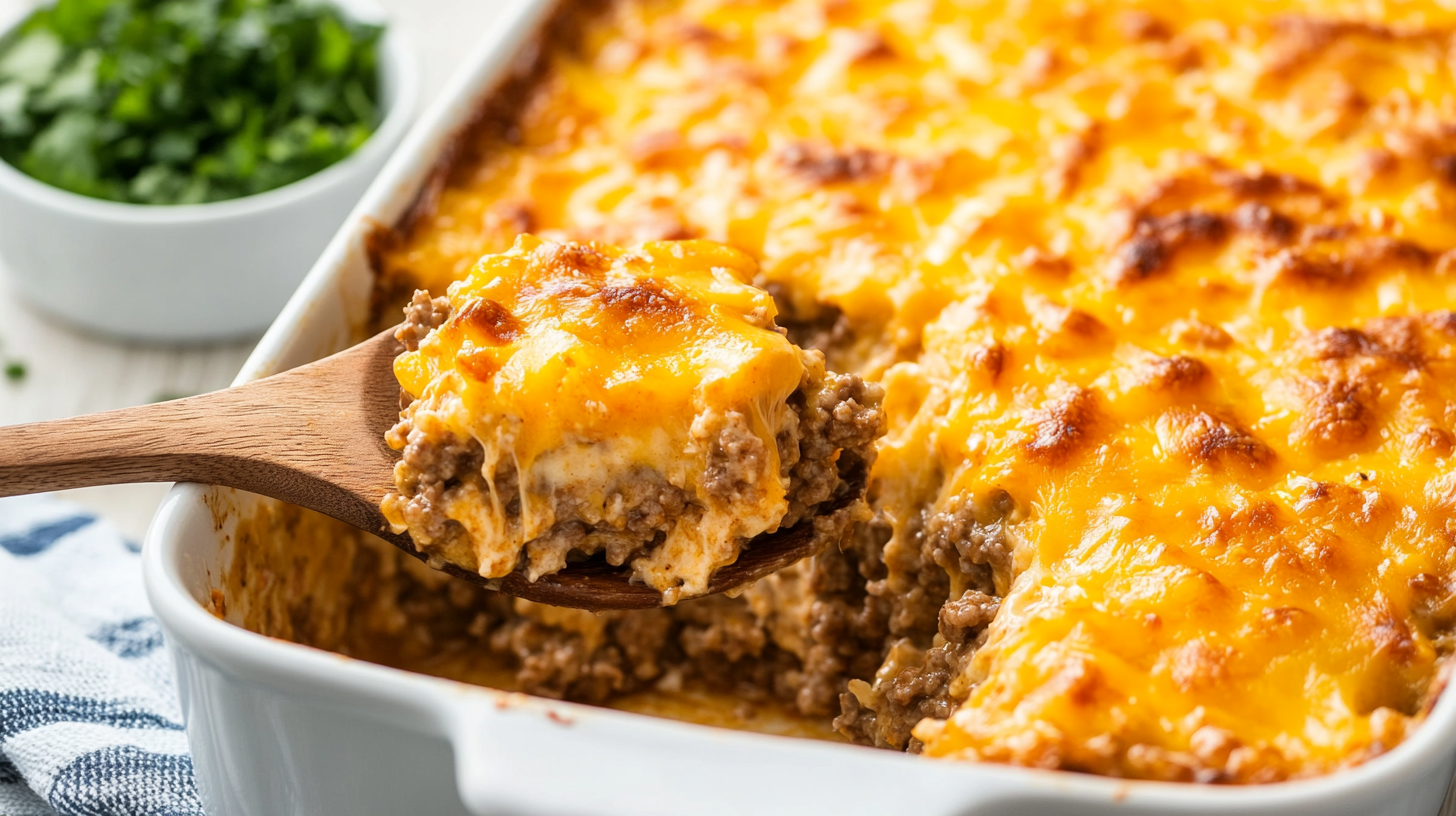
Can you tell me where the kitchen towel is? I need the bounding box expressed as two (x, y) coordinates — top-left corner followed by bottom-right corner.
(0, 495), (202, 816)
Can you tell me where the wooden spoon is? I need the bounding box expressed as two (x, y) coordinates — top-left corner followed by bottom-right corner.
(0, 329), (862, 610)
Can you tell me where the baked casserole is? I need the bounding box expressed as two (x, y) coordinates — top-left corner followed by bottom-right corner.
(228, 0), (1456, 785)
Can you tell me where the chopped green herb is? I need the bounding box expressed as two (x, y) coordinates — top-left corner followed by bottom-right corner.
(4, 360), (26, 382)
(0, 0), (383, 205)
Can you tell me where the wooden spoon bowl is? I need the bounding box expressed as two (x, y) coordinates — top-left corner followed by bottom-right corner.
(0, 329), (861, 610)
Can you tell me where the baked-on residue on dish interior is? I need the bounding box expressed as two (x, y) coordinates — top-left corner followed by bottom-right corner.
(368, 0), (1456, 783)
(382, 236), (883, 604)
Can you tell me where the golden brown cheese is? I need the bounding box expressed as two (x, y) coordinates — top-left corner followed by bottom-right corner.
(378, 0), (1456, 783)
(384, 237), (806, 603)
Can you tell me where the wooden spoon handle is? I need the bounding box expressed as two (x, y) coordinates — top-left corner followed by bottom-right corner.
(0, 395), (263, 495)
(0, 331), (403, 538)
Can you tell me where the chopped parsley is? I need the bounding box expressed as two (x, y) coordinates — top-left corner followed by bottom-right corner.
(3, 360), (25, 382)
(0, 0), (384, 205)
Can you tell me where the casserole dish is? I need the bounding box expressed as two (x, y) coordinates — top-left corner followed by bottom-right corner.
(143, 0), (1456, 812)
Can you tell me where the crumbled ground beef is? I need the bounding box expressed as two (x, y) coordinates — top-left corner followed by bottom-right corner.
(845, 642), (958, 751)
(794, 512), (894, 715)
(383, 417), (485, 548)
(528, 471), (691, 573)
(702, 410), (772, 502)
(834, 589), (1001, 751)
(784, 367), (884, 525)
(939, 589), (1001, 645)
(924, 489), (1020, 594)
(880, 505), (953, 641)
(397, 289), (451, 351)
(490, 618), (630, 702)
(832, 490), (1019, 749)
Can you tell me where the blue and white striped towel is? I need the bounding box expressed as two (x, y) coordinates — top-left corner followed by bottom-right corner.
(0, 495), (202, 816)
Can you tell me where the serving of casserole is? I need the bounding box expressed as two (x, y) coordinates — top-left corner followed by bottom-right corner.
(144, 0), (1456, 812)
(381, 235), (882, 603)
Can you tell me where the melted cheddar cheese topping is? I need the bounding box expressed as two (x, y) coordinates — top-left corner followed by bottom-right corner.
(385, 237), (806, 602)
(378, 0), (1456, 782)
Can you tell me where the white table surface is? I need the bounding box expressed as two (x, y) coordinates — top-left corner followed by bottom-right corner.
(0, 0), (510, 541)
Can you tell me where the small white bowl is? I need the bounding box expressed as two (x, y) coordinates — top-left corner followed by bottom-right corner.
(0, 0), (418, 343)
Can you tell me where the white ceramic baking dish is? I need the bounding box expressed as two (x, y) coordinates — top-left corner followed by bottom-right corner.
(141, 0), (1456, 812)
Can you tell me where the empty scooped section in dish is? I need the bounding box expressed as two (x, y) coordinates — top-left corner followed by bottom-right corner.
(211, 491), (847, 737)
